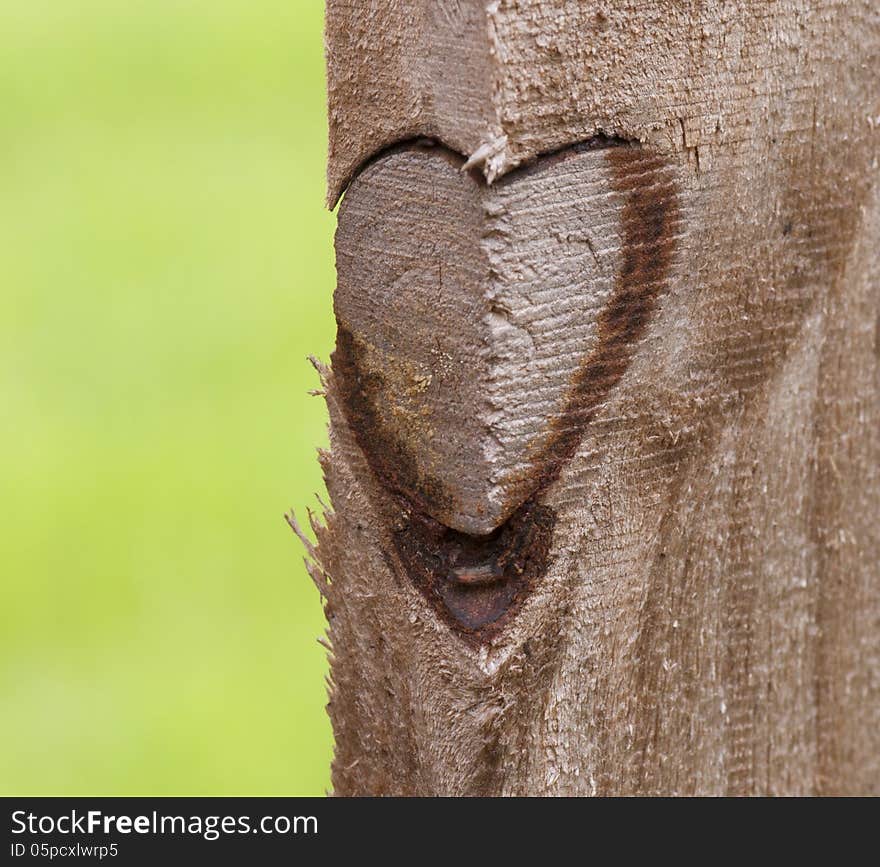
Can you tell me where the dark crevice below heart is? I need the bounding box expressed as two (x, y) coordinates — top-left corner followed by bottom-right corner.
(389, 495), (557, 643)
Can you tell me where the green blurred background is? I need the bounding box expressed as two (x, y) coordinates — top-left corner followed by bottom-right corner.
(1, 1), (335, 794)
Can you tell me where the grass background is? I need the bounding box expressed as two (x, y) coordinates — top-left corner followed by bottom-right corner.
(0, 1), (335, 794)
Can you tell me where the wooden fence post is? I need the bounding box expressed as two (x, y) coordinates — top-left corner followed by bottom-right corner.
(298, 0), (880, 795)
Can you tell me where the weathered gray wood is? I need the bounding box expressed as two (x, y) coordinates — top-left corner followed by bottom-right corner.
(334, 140), (649, 537)
(303, 0), (880, 795)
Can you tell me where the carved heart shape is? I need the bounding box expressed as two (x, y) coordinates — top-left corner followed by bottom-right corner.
(332, 140), (680, 639)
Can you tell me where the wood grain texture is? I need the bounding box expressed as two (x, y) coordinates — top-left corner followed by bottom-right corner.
(304, 0), (880, 795)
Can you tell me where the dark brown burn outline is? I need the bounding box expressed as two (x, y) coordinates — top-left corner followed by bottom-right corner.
(333, 325), (457, 522)
(332, 142), (681, 644)
(525, 145), (682, 494)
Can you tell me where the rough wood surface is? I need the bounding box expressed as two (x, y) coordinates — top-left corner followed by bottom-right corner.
(303, 0), (880, 795)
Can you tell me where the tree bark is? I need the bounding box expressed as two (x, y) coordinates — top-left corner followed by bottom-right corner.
(299, 0), (880, 796)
